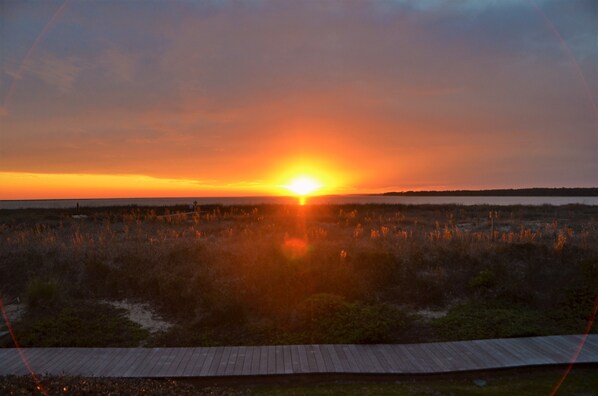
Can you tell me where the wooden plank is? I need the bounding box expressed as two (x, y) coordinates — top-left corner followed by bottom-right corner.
(110, 348), (140, 377)
(526, 338), (568, 362)
(207, 347), (225, 377)
(0, 349), (29, 374)
(290, 345), (301, 373)
(430, 343), (464, 371)
(266, 345), (276, 375)
(440, 342), (479, 371)
(469, 340), (510, 367)
(371, 345), (393, 373)
(298, 345), (311, 373)
(324, 345), (343, 373)
(233, 346), (247, 376)
(258, 345), (269, 374)
(380, 344), (407, 372)
(54, 349), (85, 375)
(274, 345), (284, 375)
(224, 346), (238, 376)
(387, 345), (414, 372)
(318, 345), (335, 372)
(454, 342), (495, 369)
(175, 347), (195, 377)
(333, 345), (353, 372)
(27, 348), (56, 375)
(349, 345), (375, 373)
(216, 346), (231, 376)
(250, 346), (262, 375)
(29, 348), (59, 375)
(123, 349), (152, 377)
(506, 339), (551, 365)
(312, 345), (328, 373)
(199, 347), (217, 377)
(4, 335), (598, 379)
(2, 348), (32, 375)
(400, 345), (427, 373)
(304, 345), (319, 372)
(182, 348), (201, 376)
(483, 339), (527, 365)
(106, 348), (135, 377)
(188, 347), (208, 377)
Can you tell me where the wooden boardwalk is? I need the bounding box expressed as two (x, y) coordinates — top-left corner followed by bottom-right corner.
(1, 335), (597, 378)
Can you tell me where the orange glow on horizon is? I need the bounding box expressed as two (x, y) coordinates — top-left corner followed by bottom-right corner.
(0, 165), (351, 200)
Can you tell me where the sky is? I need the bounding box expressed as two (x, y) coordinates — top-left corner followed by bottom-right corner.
(0, 0), (596, 199)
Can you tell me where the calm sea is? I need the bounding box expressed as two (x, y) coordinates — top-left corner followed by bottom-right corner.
(1, 196), (597, 209)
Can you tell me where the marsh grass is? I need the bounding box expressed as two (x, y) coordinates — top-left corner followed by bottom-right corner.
(1, 204), (597, 346)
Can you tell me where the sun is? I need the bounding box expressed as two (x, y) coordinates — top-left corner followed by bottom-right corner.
(285, 176), (321, 196)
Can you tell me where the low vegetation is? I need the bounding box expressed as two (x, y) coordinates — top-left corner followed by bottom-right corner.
(1, 203), (597, 347)
(2, 368), (598, 395)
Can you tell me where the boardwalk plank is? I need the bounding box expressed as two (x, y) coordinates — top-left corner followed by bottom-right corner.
(1, 349), (26, 373)
(258, 345), (269, 374)
(313, 345), (328, 373)
(349, 345), (374, 373)
(114, 348), (142, 377)
(290, 345), (301, 373)
(274, 345), (283, 375)
(199, 347), (217, 377)
(2, 335), (597, 378)
(266, 346), (276, 375)
(225, 347), (238, 376)
(333, 345), (352, 372)
(318, 345), (335, 372)
(282, 345), (293, 374)
(176, 347), (196, 377)
(401, 345), (429, 373)
(325, 345), (343, 373)
(372, 345), (393, 373)
(187, 348), (208, 377)
(234, 346), (247, 376)
(305, 345), (319, 372)
(208, 347), (225, 376)
(470, 340), (510, 367)
(216, 347), (231, 376)
(298, 345), (311, 373)
(28, 348), (56, 375)
(250, 346), (262, 376)
(183, 348), (203, 376)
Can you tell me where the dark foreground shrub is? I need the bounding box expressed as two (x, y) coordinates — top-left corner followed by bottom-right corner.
(433, 302), (551, 341)
(3, 301), (149, 347)
(25, 278), (62, 310)
(296, 293), (409, 343)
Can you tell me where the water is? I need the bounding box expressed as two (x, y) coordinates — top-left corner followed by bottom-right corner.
(1, 195), (597, 209)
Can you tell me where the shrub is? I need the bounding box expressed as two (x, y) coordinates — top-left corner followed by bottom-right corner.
(433, 302), (550, 341)
(25, 279), (61, 310)
(296, 293), (408, 343)
(4, 301), (149, 347)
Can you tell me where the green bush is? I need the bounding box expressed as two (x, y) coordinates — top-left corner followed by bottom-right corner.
(434, 302), (550, 341)
(296, 293), (407, 343)
(4, 301), (148, 347)
(25, 279), (61, 310)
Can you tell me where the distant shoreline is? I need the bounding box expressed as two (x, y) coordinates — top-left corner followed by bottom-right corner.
(380, 187), (598, 197)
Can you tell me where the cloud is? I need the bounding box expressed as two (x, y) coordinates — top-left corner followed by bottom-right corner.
(20, 51), (84, 92)
(0, 0), (596, 192)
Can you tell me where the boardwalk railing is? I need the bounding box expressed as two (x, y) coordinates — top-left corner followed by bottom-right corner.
(1, 335), (597, 378)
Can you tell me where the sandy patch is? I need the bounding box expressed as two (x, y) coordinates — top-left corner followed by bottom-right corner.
(102, 300), (172, 333)
(416, 309), (448, 320)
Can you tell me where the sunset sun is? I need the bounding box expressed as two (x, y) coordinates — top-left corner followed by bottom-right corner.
(285, 176), (322, 196)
